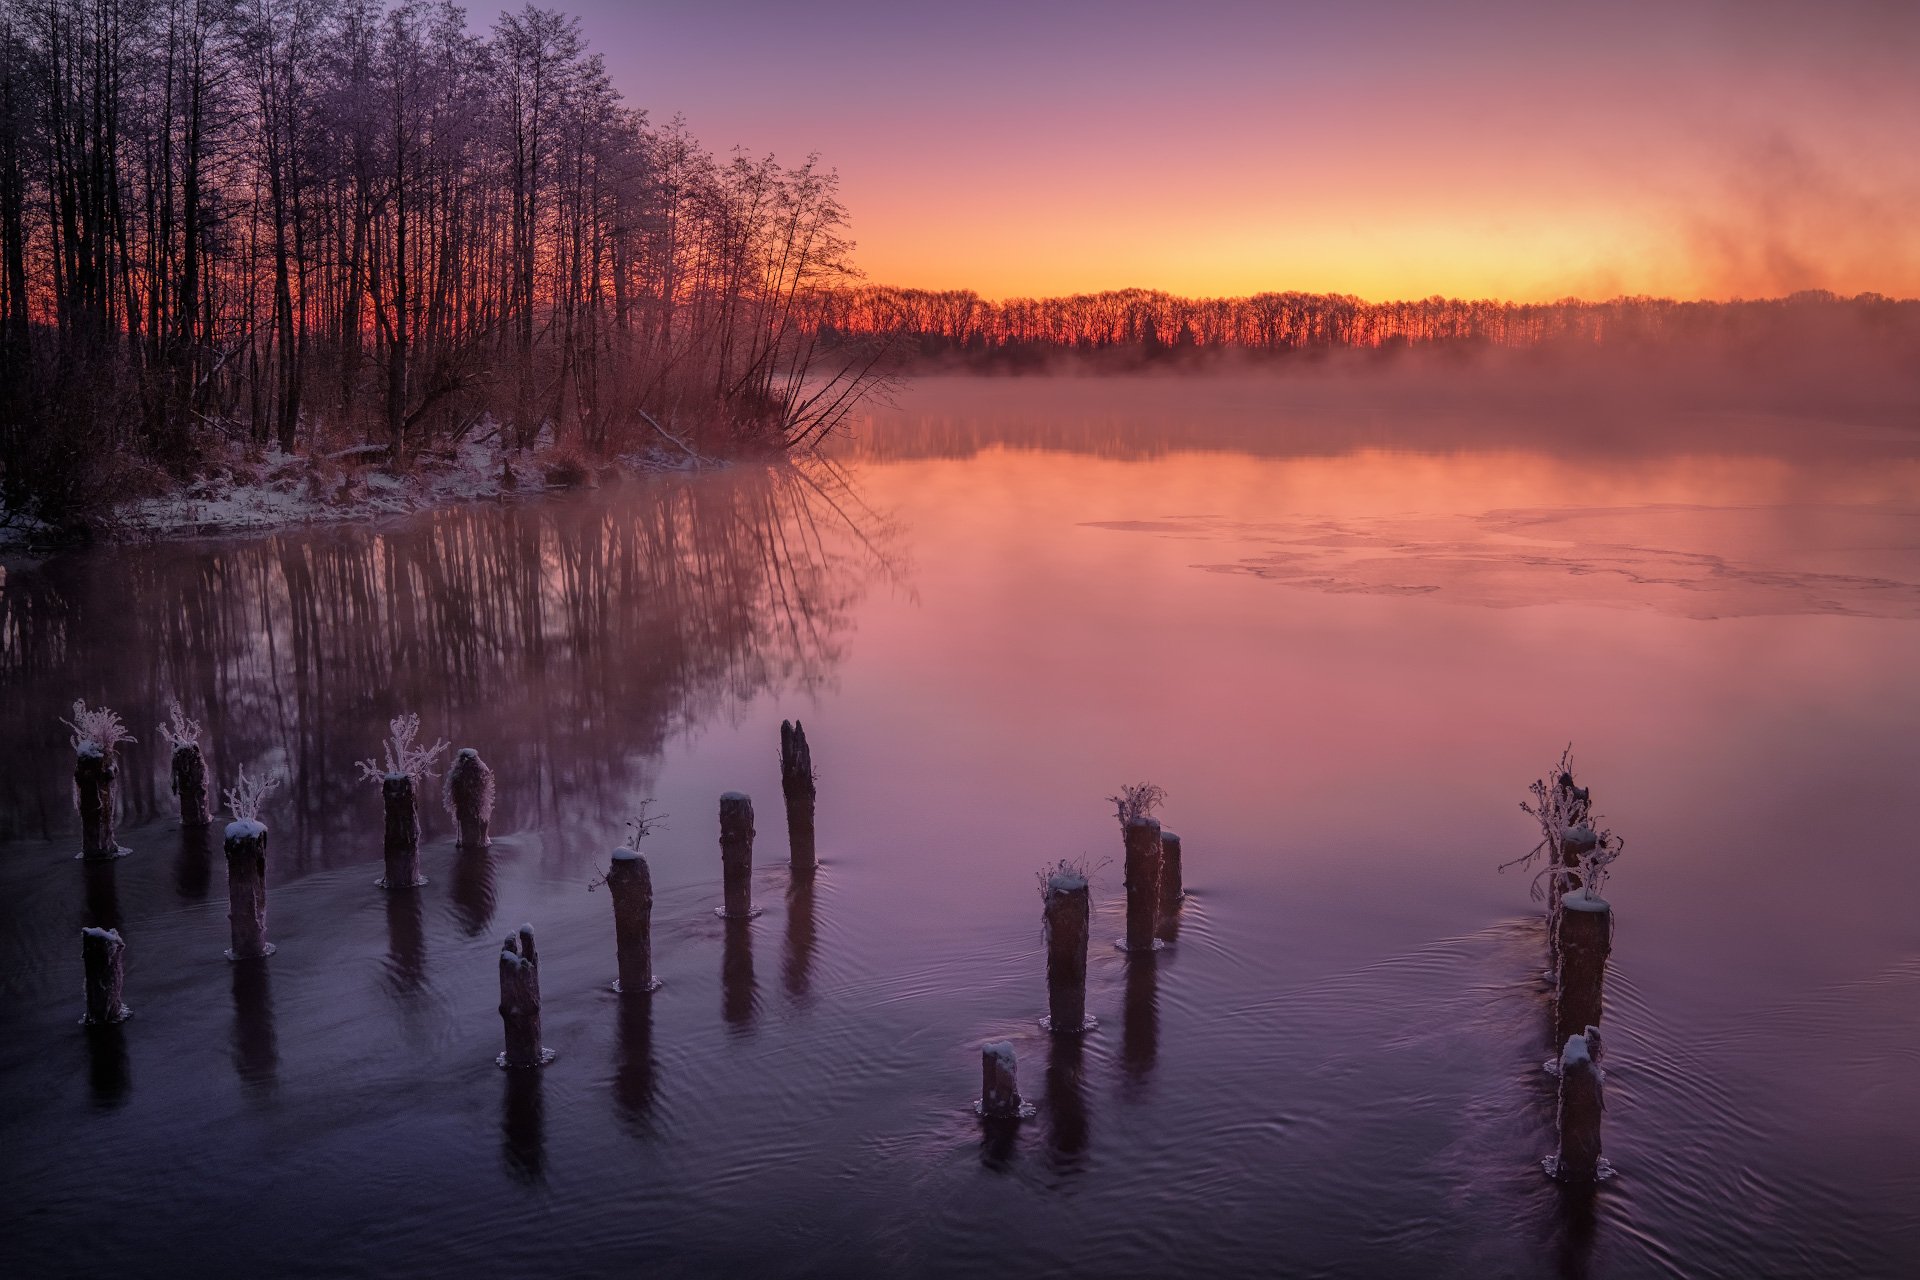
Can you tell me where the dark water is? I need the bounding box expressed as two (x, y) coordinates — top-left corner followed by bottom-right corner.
(4, 375), (1920, 1278)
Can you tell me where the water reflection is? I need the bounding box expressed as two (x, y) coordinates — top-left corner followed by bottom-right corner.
(722, 918), (757, 1030)
(1121, 955), (1159, 1089)
(502, 1070), (545, 1184)
(612, 996), (657, 1132)
(85, 1023), (131, 1109)
(783, 875), (817, 1001)
(1044, 1034), (1089, 1171)
(229, 961), (278, 1091)
(383, 890), (427, 993)
(0, 463), (897, 866)
(1552, 1182), (1600, 1280)
(174, 826), (213, 900)
(447, 850), (497, 938)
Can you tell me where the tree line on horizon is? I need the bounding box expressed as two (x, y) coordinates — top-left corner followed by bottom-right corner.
(0, 0), (887, 531)
(811, 285), (1920, 368)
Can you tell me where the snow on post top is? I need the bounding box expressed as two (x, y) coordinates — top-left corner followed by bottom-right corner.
(1560, 1033), (1593, 1070)
(982, 1040), (1016, 1069)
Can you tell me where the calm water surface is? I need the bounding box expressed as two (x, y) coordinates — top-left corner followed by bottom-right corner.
(4, 374), (1919, 1278)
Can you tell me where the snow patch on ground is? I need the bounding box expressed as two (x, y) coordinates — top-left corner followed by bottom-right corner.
(3, 428), (713, 552)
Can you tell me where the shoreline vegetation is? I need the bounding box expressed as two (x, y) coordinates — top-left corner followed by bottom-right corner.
(1, 5), (1913, 549)
(0, 1), (891, 543)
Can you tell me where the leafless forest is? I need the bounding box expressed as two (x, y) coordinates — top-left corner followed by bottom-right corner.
(0, 0), (886, 528)
(817, 286), (1920, 370)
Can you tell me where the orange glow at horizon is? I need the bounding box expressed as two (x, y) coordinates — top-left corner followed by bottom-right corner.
(571, 0), (1920, 304)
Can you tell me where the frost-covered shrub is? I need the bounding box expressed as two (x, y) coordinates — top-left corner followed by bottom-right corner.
(157, 698), (203, 749)
(224, 764), (283, 826)
(1502, 746), (1624, 898)
(1106, 782), (1166, 826)
(64, 699), (135, 757)
(356, 713), (450, 784)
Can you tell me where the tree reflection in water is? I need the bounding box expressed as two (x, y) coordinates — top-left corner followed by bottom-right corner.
(0, 462), (902, 872)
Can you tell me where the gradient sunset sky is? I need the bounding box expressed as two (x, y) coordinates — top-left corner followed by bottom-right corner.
(549, 0), (1919, 302)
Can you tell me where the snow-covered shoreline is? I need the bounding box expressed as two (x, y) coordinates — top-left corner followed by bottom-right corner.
(1, 435), (715, 554)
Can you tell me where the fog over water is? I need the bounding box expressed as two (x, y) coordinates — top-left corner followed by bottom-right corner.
(3, 371), (1918, 1277)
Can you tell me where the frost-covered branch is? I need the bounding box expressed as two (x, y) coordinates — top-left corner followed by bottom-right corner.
(624, 800), (668, 851)
(64, 699), (135, 756)
(1499, 745), (1624, 898)
(1107, 782), (1166, 827)
(157, 698), (203, 749)
(356, 713), (450, 784)
(224, 764), (283, 824)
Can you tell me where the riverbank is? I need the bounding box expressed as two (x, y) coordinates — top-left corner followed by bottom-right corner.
(0, 432), (714, 556)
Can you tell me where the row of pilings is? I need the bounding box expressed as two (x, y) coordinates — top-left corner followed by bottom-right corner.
(65, 715), (1614, 1180)
(1543, 803), (1613, 1183)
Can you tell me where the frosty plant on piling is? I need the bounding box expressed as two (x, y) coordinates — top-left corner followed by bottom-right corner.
(222, 765), (283, 961)
(1108, 782), (1167, 954)
(1501, 747), (1624, 903)
(1107, 782), (1167, 827)
(359, 713), (449, 889)
(66, 699), (135, 859)
(356, 713), (451, 785)
(223, 764), (282, 837)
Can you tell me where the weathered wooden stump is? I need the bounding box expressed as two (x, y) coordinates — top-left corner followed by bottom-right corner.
(1159, 829), (1184, 905)
(223, 820), (275, 960)
(1554, 889), (1611, 1048)
(380, 773), (426, 889)
(172, 742), (213, 828)
(497, 925), (553, 1068)
(446, 748), (494, 849)
(1117, 817), (1164, 952)
(607, 847), (660, 994)
(80, 927), (130, 1025)
(1548, 1027), (1607, 1181)
(717, 792), (759, 919)
(75, 749), (128, 860)
(780, 720), (817, 873)
(1042, 867), (1093, 1033)
(977, 1040), (1032, 1119)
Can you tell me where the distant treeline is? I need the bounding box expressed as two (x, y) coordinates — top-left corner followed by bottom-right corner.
(815, 286), (1920, 368)
(0, 1), (886, 529)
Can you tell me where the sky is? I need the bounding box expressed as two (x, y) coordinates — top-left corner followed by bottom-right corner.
(531, 0), (1920, 302)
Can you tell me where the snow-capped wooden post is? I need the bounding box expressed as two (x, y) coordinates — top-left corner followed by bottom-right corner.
(977, 1041), (1031, 1119)
(1554, 888), (1612, 1048)
(361, 713), (448, 890)
(497, 924), (553, 1068)
(80, 927), (130, 1024)
(66, 701), (134, 860)
(779, 720), (817, 873)
(160, 701), (212, 828)
(445, 748), (494, 849)
(1041, 863), (1093, 1033)
(717, 792), (758, 919)
(606, 845), (660, 994)
(1547, 1028), (1606, 1181)
(222, 766), (282, 960)
(1108, 783), (1168, 953)
(1121, 817), (1164, 952)
(1547, 824), (1599, 968)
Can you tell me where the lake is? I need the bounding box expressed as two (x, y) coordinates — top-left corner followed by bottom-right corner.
(4, 372), (1918, 1278)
